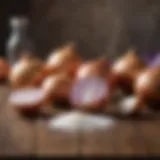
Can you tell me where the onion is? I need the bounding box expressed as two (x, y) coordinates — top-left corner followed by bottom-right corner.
(9, 88), (46, 114)
(42, 73), (73, 104)
(134, 66), (160, 110)
(110, 49), (145, 94)
(76, 57), (110, 80)
(70, 76), (109, 112)
(44, 42), (82, 77)
(147, 52), (160, 68)
(9, 54), (44, 88)
(0, 57), (10, 81)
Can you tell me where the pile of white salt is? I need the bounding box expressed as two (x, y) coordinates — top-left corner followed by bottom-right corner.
(48, 111), (115, 132)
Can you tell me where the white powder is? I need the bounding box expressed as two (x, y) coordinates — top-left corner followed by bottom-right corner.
(48, 111), (115, 132)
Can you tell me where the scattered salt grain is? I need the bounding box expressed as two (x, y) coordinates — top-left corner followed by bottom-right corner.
(48, 111), (115, 132)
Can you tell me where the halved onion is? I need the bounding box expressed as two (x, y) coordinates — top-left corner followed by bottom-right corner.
(9, 88), (46, 113)
(70, 76), (109, 112)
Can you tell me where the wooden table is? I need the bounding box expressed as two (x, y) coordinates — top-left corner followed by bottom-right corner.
(0, 85), (160, 157)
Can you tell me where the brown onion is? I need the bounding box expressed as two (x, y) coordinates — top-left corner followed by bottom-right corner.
(0, 57), (10, 81)
(110, 49), (145, 94)
(42, 73), (73, 105)
(76, 57), (110, 80)
(70, 76), (109, 112)
(44, 42), (82, 77)
(134, 66), (160, 110)
(9, 54), (44, 88)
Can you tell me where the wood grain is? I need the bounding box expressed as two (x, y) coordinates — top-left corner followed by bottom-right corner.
(0, 85), (160, 156)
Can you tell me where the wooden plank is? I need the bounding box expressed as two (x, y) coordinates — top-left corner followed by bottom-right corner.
(35, 109), (80, 156)
(0, 85), (11, 156)
(137, 121), (160, 155)
(80, 119), (155, 156)
(0, 85), (37, 156)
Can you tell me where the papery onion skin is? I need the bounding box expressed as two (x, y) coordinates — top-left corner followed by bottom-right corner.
(70, 76), (109, 113)
(44, 42), (83, 78)
(9, 54), (44, 88)
(110, 49), (145, 94)
(134, 66), (160, 110)
(76, 57), (110, 80)
(42, 73), (73, 105)
(0, 57), (10, 81)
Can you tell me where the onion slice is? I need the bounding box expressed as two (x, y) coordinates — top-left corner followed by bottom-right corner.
(70, 76), (109, 111)
(9, 88), (46, 113)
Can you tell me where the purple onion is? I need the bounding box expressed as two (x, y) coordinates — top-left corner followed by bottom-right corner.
(142, 52), (160, 67)
(148, 52), (160, 68)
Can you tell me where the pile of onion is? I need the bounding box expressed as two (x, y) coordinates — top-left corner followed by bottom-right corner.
(9, 54), (44, 88)
(110, 49), (145, 94)
(44, 42), (82, 77)
(42, 72), (73, 105)
(134, 66), (160, 110)
(0, 57), (10, 81)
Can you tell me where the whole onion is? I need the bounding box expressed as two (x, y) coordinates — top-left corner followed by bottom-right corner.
(0, 57), (10, 81)
(9, 54), (44, 88)
(44, 42), (82, 77)
(70, 76), (109, 112)
(134, 66), (160, 110)
(76, 57), (110, 80)
(110, 49), (145, 94)
(42, 72), (73, 104)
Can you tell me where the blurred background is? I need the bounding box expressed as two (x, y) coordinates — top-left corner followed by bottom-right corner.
(2, 0), (160, 59)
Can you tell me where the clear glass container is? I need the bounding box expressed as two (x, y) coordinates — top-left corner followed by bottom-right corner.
(6, 16), (35, 65)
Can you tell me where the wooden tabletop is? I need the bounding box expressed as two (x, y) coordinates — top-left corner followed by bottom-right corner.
(0, 85), (160, 157)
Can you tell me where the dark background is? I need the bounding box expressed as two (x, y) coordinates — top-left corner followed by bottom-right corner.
(0, 0), (30, 56)
(1, 0), (160, 59)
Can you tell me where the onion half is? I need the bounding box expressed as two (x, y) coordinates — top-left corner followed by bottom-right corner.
(9, 88), (46, 114)
(70, 76), (109, 112)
